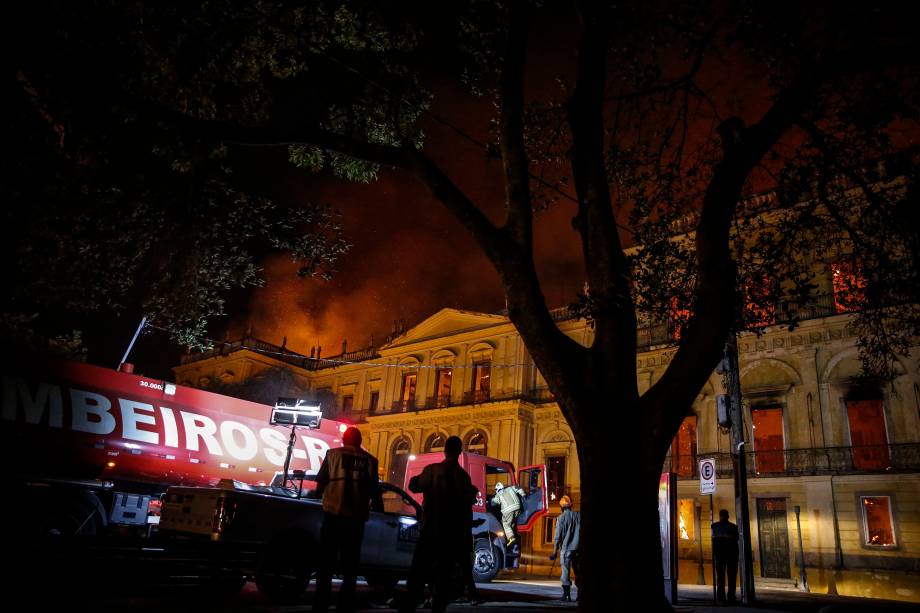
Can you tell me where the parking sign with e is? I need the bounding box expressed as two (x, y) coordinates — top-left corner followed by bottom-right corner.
(699, 458), (716, 494)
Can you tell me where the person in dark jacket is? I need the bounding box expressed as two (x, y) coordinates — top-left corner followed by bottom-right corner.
(490, 481), (525, 547)
(711, 508), (740, 603)
(549, 495), (580, 602)
(313, 427), (381, 613)
(401, 435), (480, 613)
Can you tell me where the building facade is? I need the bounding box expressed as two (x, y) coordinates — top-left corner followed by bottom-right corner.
(174, 302), (920, 601)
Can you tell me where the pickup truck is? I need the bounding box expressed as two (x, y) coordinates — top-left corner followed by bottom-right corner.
(159, 471), (422, 600)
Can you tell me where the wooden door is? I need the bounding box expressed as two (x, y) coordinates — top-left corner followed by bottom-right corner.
(757, 498), (791, 578)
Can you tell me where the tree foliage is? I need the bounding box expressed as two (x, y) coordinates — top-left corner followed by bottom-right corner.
(5, 1), (351, 353)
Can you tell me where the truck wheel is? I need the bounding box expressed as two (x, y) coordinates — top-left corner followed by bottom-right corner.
(471, 538), (501, 583)
(255, 549), (312, 601)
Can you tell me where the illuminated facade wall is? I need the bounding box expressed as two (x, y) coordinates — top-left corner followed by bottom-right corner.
(174, 306), (920, 601)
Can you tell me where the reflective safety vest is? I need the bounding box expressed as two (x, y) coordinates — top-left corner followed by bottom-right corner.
(492, 485), (524, 513)
(316, 445), (379, 520)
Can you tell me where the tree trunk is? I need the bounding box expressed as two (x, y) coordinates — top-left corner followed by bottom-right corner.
(569, 396), (673, 612)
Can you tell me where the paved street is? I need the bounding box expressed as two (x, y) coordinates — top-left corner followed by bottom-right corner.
(26, 573), (918, 613)
(19, 545), (918, 613)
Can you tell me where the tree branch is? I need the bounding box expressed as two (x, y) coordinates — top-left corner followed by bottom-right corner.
(602, 20), (717, 103)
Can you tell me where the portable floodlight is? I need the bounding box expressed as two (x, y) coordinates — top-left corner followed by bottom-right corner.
(271, 397), (323, 429)
(272, 398), (323, 491)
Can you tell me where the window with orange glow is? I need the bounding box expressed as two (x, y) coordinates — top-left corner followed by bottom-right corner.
(860, 496), (896, 546)
(744, 275), (777, 327)
(471, 361), (491, 401)
(341, 395), (353, 413)
(670, 415), (697, 477)
(399, 373), (417, 410)
(847, 399), (891, 470)
(832, 260), (868, 313)
(435, 368), (452, 407)
(668, 296), (691, 341)
(678, 499), (696, 540)
(752, 405), (784, 474)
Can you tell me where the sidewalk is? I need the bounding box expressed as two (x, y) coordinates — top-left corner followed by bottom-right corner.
(448, 579), (920, 612)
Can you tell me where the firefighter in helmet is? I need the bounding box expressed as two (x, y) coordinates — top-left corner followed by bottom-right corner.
(490, 481), (525, 547)
(549, 495), (580, 602)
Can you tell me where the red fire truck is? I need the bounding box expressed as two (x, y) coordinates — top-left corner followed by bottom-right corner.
(1, 359), (346, 541)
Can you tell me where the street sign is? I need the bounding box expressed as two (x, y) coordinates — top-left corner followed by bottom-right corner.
(699, 457), (716, 494)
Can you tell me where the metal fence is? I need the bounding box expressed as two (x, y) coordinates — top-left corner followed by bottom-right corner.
(664, 443), (920, 478)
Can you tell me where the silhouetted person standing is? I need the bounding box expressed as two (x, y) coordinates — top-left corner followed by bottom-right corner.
(313, 427), (381, 613)
(402, 435), (479, 613)
(712, 508), (739, 603)
(549, 495), (580, 602)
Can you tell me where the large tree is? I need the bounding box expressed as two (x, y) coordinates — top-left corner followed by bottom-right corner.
(11, 1), (920, 610)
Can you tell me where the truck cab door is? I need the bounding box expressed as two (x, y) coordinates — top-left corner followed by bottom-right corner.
(515, 464), (548, 532)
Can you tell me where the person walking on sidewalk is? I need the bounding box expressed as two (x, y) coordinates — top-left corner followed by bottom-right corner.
(312, 427), (381, 613)
(711, 508), (740, 604)
(549, 495), (580, 602)
(490, 481), (525, 547)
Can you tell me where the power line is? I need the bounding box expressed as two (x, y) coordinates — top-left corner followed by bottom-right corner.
(146, 321), (541, 370)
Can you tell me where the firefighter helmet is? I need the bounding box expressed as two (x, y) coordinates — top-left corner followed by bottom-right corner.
(559, 495), (572, 508)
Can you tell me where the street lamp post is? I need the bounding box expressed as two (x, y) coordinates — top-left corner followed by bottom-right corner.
(724, 334), (756, 604)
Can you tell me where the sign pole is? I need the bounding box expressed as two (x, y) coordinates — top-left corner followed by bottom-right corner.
(699, 458), (718, 604)
(725, 335), (756, 604)
(710, 493), (716, 604)
(695, 501), (705, 585)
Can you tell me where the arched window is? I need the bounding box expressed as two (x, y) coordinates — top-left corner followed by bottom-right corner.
(424, 432), (446, 453)
(464, 430), (488, 456)
(388, 437), (412, 485)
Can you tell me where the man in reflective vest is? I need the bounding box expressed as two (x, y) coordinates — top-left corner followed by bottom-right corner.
(313, 426), (381, 612)
(490, 481), (525, 547)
